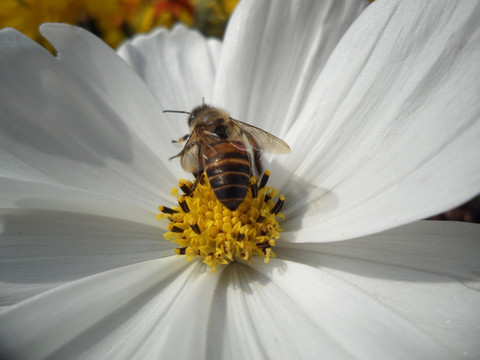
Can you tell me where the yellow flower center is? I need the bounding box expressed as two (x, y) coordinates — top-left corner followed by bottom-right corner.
(157, 170), (285, 273)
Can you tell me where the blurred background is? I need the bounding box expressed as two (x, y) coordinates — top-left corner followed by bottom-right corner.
(0, 0), (239, 48)
(1, 0), (478, 223)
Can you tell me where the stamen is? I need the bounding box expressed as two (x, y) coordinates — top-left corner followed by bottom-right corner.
(177, 247), (187, 255)
(270, 195), (285, 215)
(159, 170), (285, 272)
(159, 205), (178, 215)
(179, 181), (192, 196)
(256, 241), (272, 252)
(178, 196), (190, 213)
(259, 169), (270, 190)
(169, 224), (184, 233)
(250, 177), (258, 198)
(190, 221), (201, 234)
(256, 241), (268, 247)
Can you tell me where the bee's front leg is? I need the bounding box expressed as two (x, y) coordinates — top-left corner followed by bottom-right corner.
(189, 171), (204, 195)
(172, 134), (190, 144)
(168, 150), (184, 161)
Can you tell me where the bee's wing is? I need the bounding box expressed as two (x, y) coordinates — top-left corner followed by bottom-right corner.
(229, 119), (291, 154)
(179, 130), (204, 174)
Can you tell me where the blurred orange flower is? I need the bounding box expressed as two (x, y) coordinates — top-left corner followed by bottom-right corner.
(0, 0), (239, 48)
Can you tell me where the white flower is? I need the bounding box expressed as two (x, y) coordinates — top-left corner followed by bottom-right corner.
(1, 0), (479, 359)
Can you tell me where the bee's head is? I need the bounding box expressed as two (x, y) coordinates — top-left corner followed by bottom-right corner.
(163, 104), (229, 130)
(188, 104), (211, 127)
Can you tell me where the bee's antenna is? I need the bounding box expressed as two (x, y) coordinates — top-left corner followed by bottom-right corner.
(163, 110), (191, 115)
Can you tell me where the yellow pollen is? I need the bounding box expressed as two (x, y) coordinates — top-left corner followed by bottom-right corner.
(157, 171), (285, 273)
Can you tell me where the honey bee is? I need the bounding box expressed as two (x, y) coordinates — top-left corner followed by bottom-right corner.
(167, 104), (290, 210)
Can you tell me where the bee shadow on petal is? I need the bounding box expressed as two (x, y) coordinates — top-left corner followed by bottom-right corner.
(210, 258), (288, 302)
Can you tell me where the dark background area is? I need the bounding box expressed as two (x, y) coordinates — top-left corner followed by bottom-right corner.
(428, 195), (480, 223)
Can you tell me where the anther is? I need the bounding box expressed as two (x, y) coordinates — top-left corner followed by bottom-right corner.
(256, 241), (271, 249)
(250, 177), (258, 198)
(264, 193), (271, 203)
(177, 247), (187, 255)
(169, 224), (184, 233)
(190, 222), (201, 234)
(270, 195), (285, 215)
(259, 170), (270, 190)
(178, 196), (190, 213)
(179, 183), (191, 196)
(159, 205), (178, 215)
(256, 214), (265, 223)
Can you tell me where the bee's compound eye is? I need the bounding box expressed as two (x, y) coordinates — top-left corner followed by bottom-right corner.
(188, 113), (196, 125)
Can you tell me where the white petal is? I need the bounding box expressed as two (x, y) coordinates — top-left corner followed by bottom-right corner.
(38, 23), (178, 158)
(0, 177), (162, 222)
(0, 228), (169, 307)
(0, 26), (181, 208)
(0, 257), (194, 359)
(66, 263), (224, 359)
(206, 259), (451, 359)
(0, 176), (173, 305)
(281, 0), (480, 241)
(0, 209), (169, 306)
(277, 221), (480, 358)
(118, 24), (222, 113)
(117, 25), (221, 155)
(214, 0), (366, 135)
(0, 151), (58, 183)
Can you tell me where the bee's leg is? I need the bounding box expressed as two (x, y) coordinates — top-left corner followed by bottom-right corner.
(169, 139), (201, 161)
(189, 171), (203, 194)
(172, 134), (190, 144)
(168, 150), (183, 161)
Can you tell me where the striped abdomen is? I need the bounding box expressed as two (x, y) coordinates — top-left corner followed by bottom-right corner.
(204, 141), (251, 211)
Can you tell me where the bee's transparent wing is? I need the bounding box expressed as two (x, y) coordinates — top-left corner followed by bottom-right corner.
(229, 119), (291, 153)
(179, 131), (204, 174)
